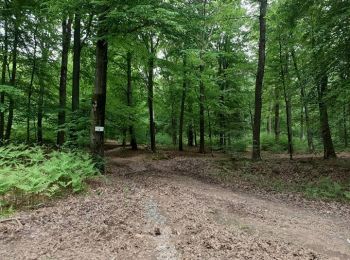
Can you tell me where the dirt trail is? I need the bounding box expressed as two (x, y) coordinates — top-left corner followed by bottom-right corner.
(0, 151), (349, 259)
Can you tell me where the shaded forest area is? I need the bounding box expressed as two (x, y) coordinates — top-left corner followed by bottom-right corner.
(0, 0), (350, 208)
(1, 1), (350, 258)
(1, 0), (349, 158)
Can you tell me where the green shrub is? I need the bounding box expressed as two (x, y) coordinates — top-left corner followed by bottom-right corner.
(231, 139), (248, 152)
(260, 133), (308, 153)
(0, 145), (99, 209)
(305, 177), (350, 201)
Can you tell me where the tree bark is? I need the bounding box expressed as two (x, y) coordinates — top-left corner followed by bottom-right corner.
(0, 15), (8, 144)
(279, 40), (293, 160)
(5, 19), (19, 141)
(126, 52), (137, 150)
(57, 17), (72, 146)
(91, 19), (108, 169)
(37, 78), (44, 144)
(252, 0), (267, 160)
(199, 63), (205, 153)
(27, 35), (37, 143)
(37, 42), (49, 145)
(179, 54), (187, 151)
(291, 48), (314, 152)
(318, 75), (336, 159)
(274, 86), (280, 141)
(72, 13), (81, 112)
(147, 46), (156, 153)
(344, 104), (348, 148)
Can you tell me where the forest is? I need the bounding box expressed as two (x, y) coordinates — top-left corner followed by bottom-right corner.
(0, 0), (350, 259)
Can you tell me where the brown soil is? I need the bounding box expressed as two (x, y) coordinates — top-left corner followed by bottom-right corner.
(0, 149), (349, 259)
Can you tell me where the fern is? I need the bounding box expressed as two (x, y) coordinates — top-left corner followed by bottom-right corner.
(0, 145), (100, 210)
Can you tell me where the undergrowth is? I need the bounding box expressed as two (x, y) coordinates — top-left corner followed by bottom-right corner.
(0, 144), (99, 212)
(305, 177), (350, 201)
(215, 158), (350, 202)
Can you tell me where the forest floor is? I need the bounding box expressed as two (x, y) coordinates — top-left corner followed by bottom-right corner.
(0, 147), (350, 259)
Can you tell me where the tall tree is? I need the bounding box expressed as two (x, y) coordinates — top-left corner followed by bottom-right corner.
(252, 0), (268, 160)
(5, 14), (19, 141)
(126, 51), (137, 150)
(0, 3), (8, 143)
(91, 12), (108, 167)
(179, 53), (188, 151)
(57, 17), (72, 146)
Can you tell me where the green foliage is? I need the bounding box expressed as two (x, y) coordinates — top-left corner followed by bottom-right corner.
(305, 177), (350, 201)
(260, 133), (308, 153)
(0, 145), (99, 210)
(230, 139), (249, 153)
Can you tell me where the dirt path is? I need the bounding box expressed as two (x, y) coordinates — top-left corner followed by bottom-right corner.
(0, 151), (349, 259)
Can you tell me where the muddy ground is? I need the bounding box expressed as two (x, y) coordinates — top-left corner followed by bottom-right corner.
(0, 149), (349, 259)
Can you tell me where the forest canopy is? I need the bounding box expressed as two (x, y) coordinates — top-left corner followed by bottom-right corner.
(0, 0), (349, 163)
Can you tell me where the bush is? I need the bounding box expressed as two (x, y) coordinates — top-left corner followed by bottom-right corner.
(305, 177), (350, 201)
(0, 144), (99, 209)
(260, 133), (308, 153)
(230, 139), (249, 152)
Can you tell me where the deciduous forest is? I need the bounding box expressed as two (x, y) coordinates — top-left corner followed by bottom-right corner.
(0, 0), (350, 259)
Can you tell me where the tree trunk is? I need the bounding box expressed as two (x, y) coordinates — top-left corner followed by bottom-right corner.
(0, 15), (8, 143)
(57, 17), (72, 146)
(252, 0), (267, 160)
(37, 43), (49, 144)
(279, 40), (293, 160)
(218, 55), (225, 146)
(27, 37), (37, 143)
(274, 86), (280, 141)
(91, 18), (108, 168)
(72, 13), (81, 112)
(37, 78), (44, 144)
(5, 20), (19, 141)
(147, 51), (156, 152)
(344, 104), (348, 148)
(179, 54), (187, 151)
(126, 52), (137, 150)
(318, 75), (336, 159)
(291, 48), (314, 152)
(199, 63), (205, 153)
(188, 122), (194, 147)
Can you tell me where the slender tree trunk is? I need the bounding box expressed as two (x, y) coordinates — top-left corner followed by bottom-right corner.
(5, 20), (19, 141)
(318, 75), (336, 159)
(0, 15), (8, 143)
(252, 0), (267, 160)
(171, 110), (177, 146)
(300, 107), (304, 139)
(37, 78), (44, 144)
(126, 52), (137, 150)
(179, 54), (187, 151)
(194, 126), (197, 147)
(27, 37), (37, 143)
(279, 40), (293, 160)
(267, 102), (273, 134)
(91, 18), (108, 168)
(188, 122), (194, 147)
(72, 13), (81, 112)
(218, 55), (224, 146)
(291, 48), (314, 152)
(199, 63), (205, 153)
(37, 43), (48, 144)
(343, 104), (348, 148)
(274, 86), (280, 141)
(57, 17), (72, 146)
(147, 53), (156, 152)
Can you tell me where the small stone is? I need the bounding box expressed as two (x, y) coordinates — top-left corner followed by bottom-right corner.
(154, 227), (161, 236)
